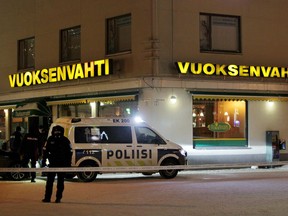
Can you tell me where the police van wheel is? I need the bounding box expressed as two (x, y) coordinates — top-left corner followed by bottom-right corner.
(77, 171), (97, 182)
(77, 163), (98, 182)
(159, 159), (178, 179)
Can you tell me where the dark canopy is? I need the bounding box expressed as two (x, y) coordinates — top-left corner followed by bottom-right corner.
(13, 100), (51, 118)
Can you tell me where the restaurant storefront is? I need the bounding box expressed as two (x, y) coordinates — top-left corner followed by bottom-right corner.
(0, 58), (140, 149)
(1, 58), (288, 165)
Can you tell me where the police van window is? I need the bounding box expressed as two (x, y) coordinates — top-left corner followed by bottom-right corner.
(74, 126), (132, 143)
(135, 127), (166, 144)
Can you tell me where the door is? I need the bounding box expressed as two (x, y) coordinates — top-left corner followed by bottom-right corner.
(101, 126), (135, 167)
(266, 131), (280, 161)
(134, 126), (165, 166)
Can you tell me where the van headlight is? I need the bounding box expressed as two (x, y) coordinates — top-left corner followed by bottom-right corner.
(180, 149), (187, 157)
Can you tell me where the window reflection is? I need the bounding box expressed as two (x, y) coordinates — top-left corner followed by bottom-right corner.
(193, 100), (246, 142)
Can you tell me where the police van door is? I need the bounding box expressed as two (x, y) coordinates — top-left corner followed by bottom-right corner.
(101, 126), (135, 167)
(134, 126), (160, 166)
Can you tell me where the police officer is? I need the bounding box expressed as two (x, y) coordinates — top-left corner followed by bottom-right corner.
(21, 127), (41, 182)
(10, 126), (23, 153)
(41, 125), (72, 203)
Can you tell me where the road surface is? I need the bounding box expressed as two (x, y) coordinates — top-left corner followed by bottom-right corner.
(1, 167), (288, 216)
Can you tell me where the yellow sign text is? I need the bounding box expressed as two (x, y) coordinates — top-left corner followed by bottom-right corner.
(176, 62), (288, 78)
(9, 59), (112, 88)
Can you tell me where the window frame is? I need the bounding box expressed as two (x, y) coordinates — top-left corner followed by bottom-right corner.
(192, 99), (248, 148)
(106, 13), (132, 55)
(60, 25), (81, 63)
(58, 103), (92, 118)
(18, 37), (35, 71)
(199, 13), (241, 54)
(135, 126), (166, 145)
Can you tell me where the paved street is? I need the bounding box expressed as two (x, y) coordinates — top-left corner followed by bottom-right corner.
(1, 167), (288, 216)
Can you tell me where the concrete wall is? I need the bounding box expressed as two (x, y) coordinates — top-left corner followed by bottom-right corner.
(139, 87), (192, 147)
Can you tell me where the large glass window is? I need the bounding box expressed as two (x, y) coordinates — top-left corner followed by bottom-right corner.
(58, 103), (91, 118)
(0, 110), (6, 141)
(193, 100), (247, 148)
(60, 26), (81, 62)
(99, 100), (138, 118)
(200, 13), (241, 53)
(11, 116), (27, 141)
(58, 100), (138, 118)
(106, 14), (131, 55)
(18, 37), (35, 70)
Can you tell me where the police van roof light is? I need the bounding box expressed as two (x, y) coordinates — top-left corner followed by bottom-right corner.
(134, 116), (144, 123)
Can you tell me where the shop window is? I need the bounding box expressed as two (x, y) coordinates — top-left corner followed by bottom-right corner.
(98, 100), (138, 118)
(193, 100), (247, 148)
(18, 37), (35, 70)
(58, 100), (137, 118)
(0, 110), (6, 142)
(58, 103), (91, 118)
(200, 13), (241, 53)
(74, 126), (132, 143)
(12, 118), (27, 133)
(106, 14), (131, 55)
(11, 117), (27, 136)
(60, 26), (81, 62)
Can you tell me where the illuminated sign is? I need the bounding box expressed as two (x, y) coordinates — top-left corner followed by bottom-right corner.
(175, 62), (288, 78)
(208, 122), (231, 132)
(9, 59), (112, 88)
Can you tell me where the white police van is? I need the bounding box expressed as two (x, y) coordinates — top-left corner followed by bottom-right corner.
(48, 117), (187, 182)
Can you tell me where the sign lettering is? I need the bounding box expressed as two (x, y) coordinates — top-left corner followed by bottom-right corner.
(176, 62), (288, 79)
(9, 59), (113, 88)
(107, 149), (152, 160)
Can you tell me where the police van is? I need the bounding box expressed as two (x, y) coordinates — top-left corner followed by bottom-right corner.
(47, 117), (187, 182)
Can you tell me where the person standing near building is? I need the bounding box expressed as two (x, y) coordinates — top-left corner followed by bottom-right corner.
(38, 125), (48, 161)
(41, 125), (72, 203)
(21, 127), (41, 183)
(10, 126), (23, 153)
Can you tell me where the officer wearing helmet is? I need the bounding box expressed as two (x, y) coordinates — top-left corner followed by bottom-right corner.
(41, 125), (72, 203)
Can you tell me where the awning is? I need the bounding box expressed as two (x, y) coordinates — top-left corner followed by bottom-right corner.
(47, 99), (88, 106)
(191, 92), (288, 102)
(47, 94), (137, 106)
(87, 95), (136, 103)
(13, 101), (51, 117)
(0, 105), (16, 110)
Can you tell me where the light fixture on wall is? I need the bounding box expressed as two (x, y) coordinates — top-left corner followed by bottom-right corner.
(170, 95), (177, 104)
(267, 101), (274, 107)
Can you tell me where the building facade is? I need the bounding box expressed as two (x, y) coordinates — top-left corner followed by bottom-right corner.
(1, 0), (288, 164)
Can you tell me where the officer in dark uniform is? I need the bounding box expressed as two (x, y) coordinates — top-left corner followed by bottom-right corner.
(10, 126), (23, 153)
(21, 127), (41, 182)
(41, 125), (72, 203)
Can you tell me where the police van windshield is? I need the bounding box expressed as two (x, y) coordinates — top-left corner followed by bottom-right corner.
(74, 126), (132, 143)
(135, 126), (166, 144)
